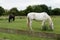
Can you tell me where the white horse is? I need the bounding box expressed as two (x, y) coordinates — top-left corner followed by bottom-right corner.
(27, 12), (54, 31)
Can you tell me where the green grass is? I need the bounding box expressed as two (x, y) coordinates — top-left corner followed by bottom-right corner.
(0, 16), (60, 33)
(0, 32), (55, 40)
(0, 16), (59, 40)
(0, 16), (60, 34)
(52, 16), (60, 34)
(0, 17), (27, 30)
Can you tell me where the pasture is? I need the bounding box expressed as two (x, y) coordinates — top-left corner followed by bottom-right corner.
(0, 16), (60, 33)
(0, 32), (55, 40)
(0, 16), (60, 40)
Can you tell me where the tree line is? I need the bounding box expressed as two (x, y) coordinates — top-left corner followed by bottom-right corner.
(0, 4), (60, 16)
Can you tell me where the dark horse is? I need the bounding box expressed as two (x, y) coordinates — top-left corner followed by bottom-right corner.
(8, 13), (15, 22)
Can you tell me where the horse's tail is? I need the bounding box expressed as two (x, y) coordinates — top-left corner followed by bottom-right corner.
(48, 16), (54, 30)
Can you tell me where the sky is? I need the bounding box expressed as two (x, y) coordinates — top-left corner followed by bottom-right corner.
(0, 0), (60, 10)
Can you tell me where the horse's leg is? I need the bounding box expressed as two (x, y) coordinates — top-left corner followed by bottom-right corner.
(27, 18), (32, 31)
(49, 21), (54, 30)
(9, 18), (10, 22)
(13, 17), (15, 21)
(41, 20), (45, 30)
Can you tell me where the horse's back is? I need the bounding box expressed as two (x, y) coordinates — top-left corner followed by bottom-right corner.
(27, 12), (48, 16)
(27, 12), (50, 20)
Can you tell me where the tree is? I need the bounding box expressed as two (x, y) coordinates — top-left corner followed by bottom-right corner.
(9, 7), (19, 16)
(0, 6), (5, 16)
(25, 4), (49, 15)
(48, 7), (52, 15)
(3, 9), (9, 15)
(25, 6), (33, 15)
(19, 10), (26, 16)
(40, 4), (49, 13)
(32, 5), (42, 12)
(52, 8), (60, 15)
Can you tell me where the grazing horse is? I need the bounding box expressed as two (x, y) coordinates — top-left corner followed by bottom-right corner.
(27, 12), (54, 31)
(8, 13), (15, 22)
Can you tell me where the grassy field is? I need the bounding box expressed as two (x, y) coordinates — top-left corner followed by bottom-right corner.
(0, 16), (60, 33)
(0, 32), (55, 40)
(0, 16), (60, 40)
